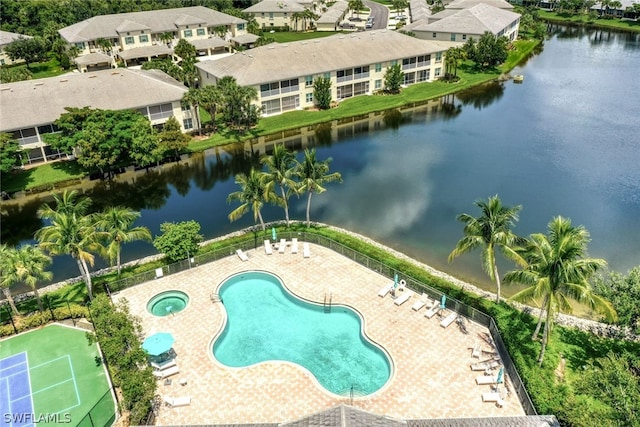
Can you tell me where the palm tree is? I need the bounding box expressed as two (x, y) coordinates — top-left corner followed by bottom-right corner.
(348, 0), (365, 18)
(3, 245), (52, 312)
(294, 148), (343, 227)
(94, 207), (152, 277)
(448, 195), (526, 303)
(159, 31), (174, 47)
(0, 244), (20, 315)
(290, 11), (304, 31)
(504, 216), (616, 365)
(200, 85), (223, 131)
(36, 191), (102, 300)
(181, 87), (203, 136)
(261, 144), (297, 226)
(227, 169), (275, 231)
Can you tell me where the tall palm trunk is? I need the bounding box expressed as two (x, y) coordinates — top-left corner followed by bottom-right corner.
(258, 210), (266, 231)
(306, 191), (313, 227)
(492, 258), (501, 303)
(116, 244), (122, 276)
(2, 288), (19, 315)
(533, 294), (549, 341)
(280, 186), (290, 227)
(538, 305), (553, 365)
(76, 257), (93, 300)
(33, 288), (44, 312)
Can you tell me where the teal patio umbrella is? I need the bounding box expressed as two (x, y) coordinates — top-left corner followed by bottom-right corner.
(271, 227), (277, 242)
(142, 332), (175, 356)
(393, 273), (399, 289)
(440, 295), (447, 310)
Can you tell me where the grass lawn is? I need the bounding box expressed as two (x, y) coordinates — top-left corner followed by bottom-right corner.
(5, 56), (69, 80)
(2, 161), (86, 193)
(269, 31), (344, 43)
(539, 10), (640, 33)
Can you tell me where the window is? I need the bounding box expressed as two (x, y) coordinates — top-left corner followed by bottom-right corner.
(417, 55), (430, 67)
(125, 36), (134, 45)
(435, 67), (441, 77)
(462, 34), (467, 40)
(0, 59), (4, 65)
(280, 78), (299, 94)
(281, 95), (300, 111)
(305, 76), (313, 87)
(181, 104), (191, 112)
(183, 118), (193, 130)
(237, 23), (245, 31)
(402, 57), (417, 70)
(417, 69), (429, 82)
(139, 34), (149, 43)
(75, 42), (85, 49)
(12, 128), (39, 145)
(353, 65), (369, 79)
(450, 34), (456, 41)
(148, 103), (174, 120)
(184, 29), (192, 37)
(197, 28), (206, 36)
(435, 52), (442, 62)
(260, 82), (280, 97)
(323, 72), (330, 79)
(432, 32), (437, 38)
(353, 81), (369, 95)
(374, 79), (382, 89)
(336, 69), (353, 83)
(269, 12), (274, 20)
(261, 99), (281, 115)
(306, 93), (313, 103)
(403, 72), (415, 85)
(336, 84), (353, 99)
(375, 63), (382, 72)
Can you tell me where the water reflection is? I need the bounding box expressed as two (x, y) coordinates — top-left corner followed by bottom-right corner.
(455, 81), (505, 110)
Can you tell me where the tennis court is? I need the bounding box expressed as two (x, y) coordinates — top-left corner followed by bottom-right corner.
(0, 324), (116, 427)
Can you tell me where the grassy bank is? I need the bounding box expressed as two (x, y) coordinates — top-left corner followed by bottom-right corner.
(539, 10), (640, 33)
(2, 39), (539, 193)
(3, 223), (639, 425)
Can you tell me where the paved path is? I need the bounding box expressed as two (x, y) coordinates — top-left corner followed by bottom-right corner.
(114, 242), (525, 424)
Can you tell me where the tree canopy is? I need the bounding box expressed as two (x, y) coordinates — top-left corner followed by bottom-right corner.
(3, 36), (49, 69)
(464, 32), (509, 69)
(153, 220), (203, 263)
(313, 77), (332, 110)
(384, 63), (404, 94)
(0, 133), (20, 174)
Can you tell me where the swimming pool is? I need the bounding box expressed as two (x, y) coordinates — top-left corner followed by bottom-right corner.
(212, 271), (391, 396)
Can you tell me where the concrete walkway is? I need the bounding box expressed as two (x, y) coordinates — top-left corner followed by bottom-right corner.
(113, 242), (525, 424)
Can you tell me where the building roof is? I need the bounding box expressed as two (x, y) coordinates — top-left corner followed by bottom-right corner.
(422, 4), (520, 35)
(316, 0), (349, 24)
(282, 404), (406, 427)
(58, 6), (246, 43)
(244, 0), (307, 13)
(445, 0), (514, 9)
(231, 33), (261, 44)
(117, 45), (173, 60)
(74, 52), (113, 65)
(196, 31), (457, 86)
(191, 36), (230, 49)
(0, 30), (32, 47)
(0, 69), (187, 131)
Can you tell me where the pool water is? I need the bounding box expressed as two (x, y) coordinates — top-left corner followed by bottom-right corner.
(212, 271), (391, 396)
(147, 290), (189, 316)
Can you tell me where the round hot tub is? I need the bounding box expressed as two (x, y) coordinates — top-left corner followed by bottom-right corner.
(147, 290), (189, 317)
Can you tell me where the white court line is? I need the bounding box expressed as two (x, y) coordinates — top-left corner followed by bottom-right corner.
(30, 355), (81, 414)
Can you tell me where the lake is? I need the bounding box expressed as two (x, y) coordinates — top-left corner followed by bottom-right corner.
(2, 26), (639, 296)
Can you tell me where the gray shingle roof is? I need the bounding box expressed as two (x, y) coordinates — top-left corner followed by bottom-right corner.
(282, 404), (406, 427)
(191, 36), (230, 49)
(244, 0), (307, 13)
(58, 6), (246, 43)
(117, 45), (173, 60)
(231, 33), (261, 44)
(422, 4), (520, 35)
(73, 52), (113, 65)
(196, 31), (457, 86)
(406, 415), (560, 427)
(0, 69), (187, 131)
(445, 0), (514, 10)
(316, 0), (349, 24)
(0, 30), (32, 47)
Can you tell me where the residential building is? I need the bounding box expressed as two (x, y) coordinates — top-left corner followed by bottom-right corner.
(196, 30), (456, 116)
(0, 69), (191, 165)
(404, 3), (520, 42)
(58, 6), (247, 68)
(244, 0), (310, 30)
(0, 31), (33, 66)
(316, 0), (350, 32)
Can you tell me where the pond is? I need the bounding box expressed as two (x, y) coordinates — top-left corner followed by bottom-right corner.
(2, 26), (639, 296)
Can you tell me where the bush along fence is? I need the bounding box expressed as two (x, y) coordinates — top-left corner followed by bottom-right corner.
(1, 225), (535, 415)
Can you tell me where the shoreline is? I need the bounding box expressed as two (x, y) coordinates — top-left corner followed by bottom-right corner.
(9, 221), (638, 342)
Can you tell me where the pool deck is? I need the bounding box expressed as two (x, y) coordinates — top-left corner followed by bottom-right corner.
(113, 242), (526, 424)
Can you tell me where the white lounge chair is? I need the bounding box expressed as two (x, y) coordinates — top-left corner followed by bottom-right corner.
(424, 301), (441, 318)
(482, 392), (504, 404)
(378, 283), (393, 297)
(303, 242), (310, 258)
(278, 238), (287, 253)
(153, 365), (179, 379)
(236, 249), (249, 261)
(394, 290), (413, 306)
(164, 396), (191, 407)
(151, 359), (176, 371)
(476, 375), (499, 385)
(471, 345), (482, 359)
(411, 294), (429, 311)
(440, 312), (458, 328)
(263, 240), (273, 255)
(471, 359), (500, 371)
(291, 238), (299, 254)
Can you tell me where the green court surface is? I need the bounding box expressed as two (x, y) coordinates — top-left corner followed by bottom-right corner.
(0, 324), (116, 426)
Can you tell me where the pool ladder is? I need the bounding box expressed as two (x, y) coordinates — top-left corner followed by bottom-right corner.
(323, 293), (332, 313)
(210, 293), (221, 303)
